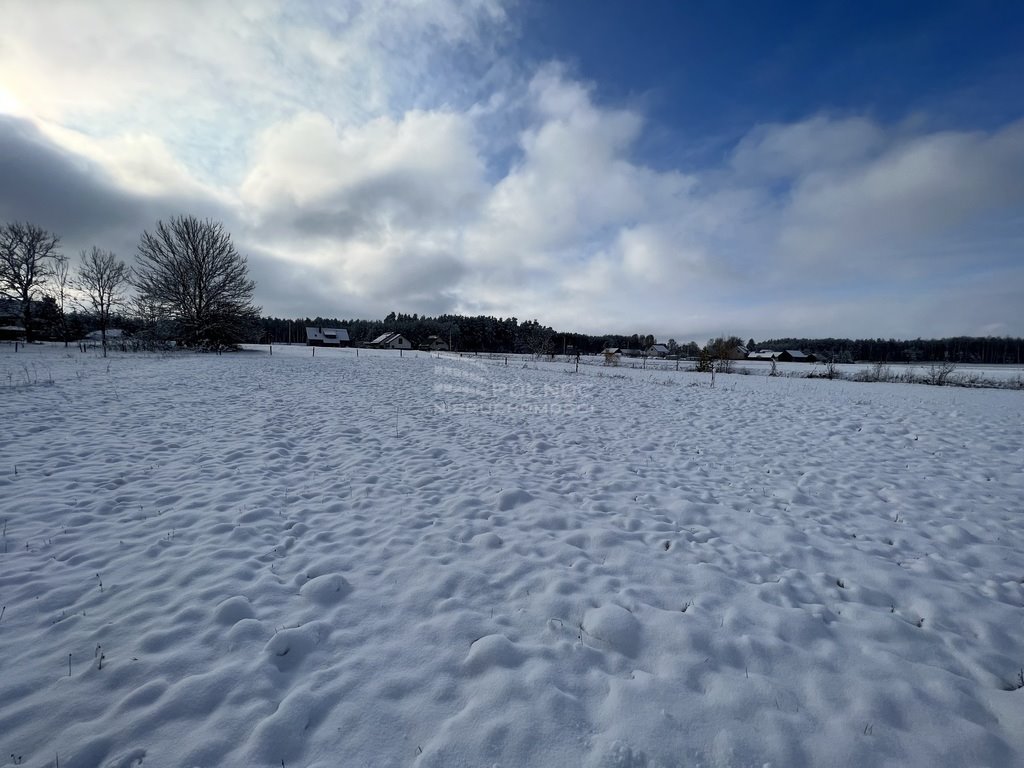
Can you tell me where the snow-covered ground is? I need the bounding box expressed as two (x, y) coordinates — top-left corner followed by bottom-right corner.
(1, 343), (1023, 768)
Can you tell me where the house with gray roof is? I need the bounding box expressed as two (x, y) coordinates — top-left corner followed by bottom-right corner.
(306, 327), (351, 347)
(368, 332), (413, 350)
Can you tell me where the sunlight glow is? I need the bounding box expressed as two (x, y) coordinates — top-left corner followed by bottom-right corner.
(0, 86), (23, 115)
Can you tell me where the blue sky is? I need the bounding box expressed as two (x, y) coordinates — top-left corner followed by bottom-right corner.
(522, 1), (1024, 146)
(1, 0), (1022, 340)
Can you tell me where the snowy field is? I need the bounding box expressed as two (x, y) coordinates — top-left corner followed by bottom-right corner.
(1, 343), (1023, 768)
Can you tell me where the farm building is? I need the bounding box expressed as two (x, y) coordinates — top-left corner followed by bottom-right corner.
(777, 349), (817, 363)
(368, 332), (413, 350)
(747, 350), (779, 361)
(305, 327), (351, 347)
(646, 343), (670, 357)
(419, 335), (449, 351)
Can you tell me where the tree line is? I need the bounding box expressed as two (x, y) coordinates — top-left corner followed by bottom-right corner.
(260, 312), (707, 355)
(755, 337), (1024, 365)
(0, 217), (260, 353)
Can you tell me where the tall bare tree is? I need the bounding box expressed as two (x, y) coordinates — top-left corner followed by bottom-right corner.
(76, 247), (131, 355)
(133, 216), (260, 348)
(0, 222), (61, 342)
(52, 254), (73, 346)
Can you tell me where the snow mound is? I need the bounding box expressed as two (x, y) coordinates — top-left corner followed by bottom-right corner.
(472, 531), (503, 549)
(212, 595), (255, 625)
(299, 573), (352, 605)
(584, 604), (641, 657)
(263, 623), (330, 671)
(465, 633), (526, 673)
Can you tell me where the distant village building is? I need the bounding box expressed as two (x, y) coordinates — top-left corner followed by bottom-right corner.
(722, 345), (749, 360)
(646, 343), (670, 358)
(368, 332), (413, 350)
(419, 335), (449, 351)
(777, 349), (817, 363)
(305, 327), (351, 347)
(747, 350), (779, 361)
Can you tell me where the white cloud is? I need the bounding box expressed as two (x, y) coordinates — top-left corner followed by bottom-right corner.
(234, 107), (486, 313)
(776, 119), (1024, 279)
(466, 69), (695, 282)
(241, 110), (485, 227)
(731, 116), (885, 179)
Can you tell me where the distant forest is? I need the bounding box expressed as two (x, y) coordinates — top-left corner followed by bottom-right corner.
(258, 313), (1024, 364)
(754, 337), (1023, 365)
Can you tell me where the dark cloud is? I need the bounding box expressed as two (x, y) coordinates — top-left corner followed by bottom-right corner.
(0, 117), (142, 239)
(241, 247), (357, 319)
(0, 116), (235, 261)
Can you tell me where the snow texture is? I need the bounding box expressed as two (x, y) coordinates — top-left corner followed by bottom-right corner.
(0, 343), (1022, 767)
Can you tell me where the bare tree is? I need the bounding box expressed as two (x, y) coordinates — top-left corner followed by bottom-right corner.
(76, 247), (131, 356)
(52, 254), (73, 346)
(0, 222), (61, 342)
(133, 216), (260, 348)
(925, 360), (958, 386)
(520, 319), (555, 357)
(705, 336), (743, 374)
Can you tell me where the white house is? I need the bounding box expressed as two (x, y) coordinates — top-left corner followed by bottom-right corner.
(368, 332), (413, 350)
(646, 343), (670, 357)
